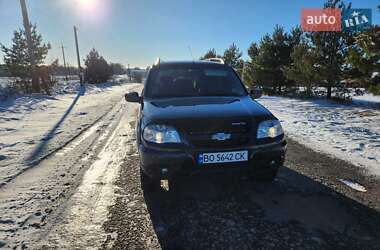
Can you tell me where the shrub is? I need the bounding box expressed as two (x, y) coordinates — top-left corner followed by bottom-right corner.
(84, 48), (112, 84)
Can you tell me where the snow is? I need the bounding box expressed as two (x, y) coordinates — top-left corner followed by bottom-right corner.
(338, 179), (367, 192)
(290, 86), (380, 107)
(258, 96), (380, 176)
(0, 81), (142, 186)
(352, 94), (380, 107)
(43, 104), (137, 248)
(0, 75), (133, 100)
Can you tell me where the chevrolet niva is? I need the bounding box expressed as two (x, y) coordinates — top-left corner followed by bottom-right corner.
(125, 59), (287, 191)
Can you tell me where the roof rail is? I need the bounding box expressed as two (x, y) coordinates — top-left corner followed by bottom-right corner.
(202, 58), (225, 64)
(154, 57), (162, 66)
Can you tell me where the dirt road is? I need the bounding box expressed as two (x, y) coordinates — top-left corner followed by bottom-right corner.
(104, 136), (380, 249)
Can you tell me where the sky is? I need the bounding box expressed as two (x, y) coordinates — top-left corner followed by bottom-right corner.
(0, 0), (379, 68)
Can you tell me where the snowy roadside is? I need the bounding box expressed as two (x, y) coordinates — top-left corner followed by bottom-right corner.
(258, 96), (380, 177)
(0, 81), (142, 186)
(0, 75), (133, 100)
(352, 94), (380, 108)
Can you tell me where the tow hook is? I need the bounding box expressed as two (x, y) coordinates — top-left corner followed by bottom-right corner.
(160, 168), (170, 191)
(160, 179), (170, 191)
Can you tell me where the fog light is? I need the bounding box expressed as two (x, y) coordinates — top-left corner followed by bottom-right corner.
(270, 160), (276, 166)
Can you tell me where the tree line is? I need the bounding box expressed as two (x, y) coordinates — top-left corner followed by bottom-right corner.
(0, 25), (128, 94)
(1, 0), (378, 97)
(201, 1), (380, 98)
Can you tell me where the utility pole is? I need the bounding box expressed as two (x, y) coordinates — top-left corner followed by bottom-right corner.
(73, 26), (83, 85)
(60, 43), (68, 81)
(19, 0), (39, 92)
(67, 63), (71, 77)
(128, 64), (131, 81)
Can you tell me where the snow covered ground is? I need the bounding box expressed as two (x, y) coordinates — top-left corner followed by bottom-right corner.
(42, 102), (137, 249)
(1, 81), (379, 184)
(0, 81), (142, 186)
(352, 94), (380, 107)
(0, 75), (134, 100)
(258, 96), (380, 177)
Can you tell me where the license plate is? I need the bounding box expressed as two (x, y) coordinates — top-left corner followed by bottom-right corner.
(198, 150), (248, 164)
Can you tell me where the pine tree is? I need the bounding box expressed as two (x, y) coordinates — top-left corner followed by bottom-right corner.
(0, 24), (50, 92)
(223, 43), (244, 76)
(271, 25), (293, 92)
(243, 26), (302, 94)
(308, 0), (352, 99)
(284, 43), (322, 97)
(242, 43), (259, 87)
(347, 26), (380, 94)
(84, 48), (112, 83)
(200, 48), (219, 60)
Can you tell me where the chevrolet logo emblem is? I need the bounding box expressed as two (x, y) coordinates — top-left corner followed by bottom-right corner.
(211, 132), (231, 141)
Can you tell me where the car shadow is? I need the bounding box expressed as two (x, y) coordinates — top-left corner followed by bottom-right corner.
(26, 85), (86, 163)
(143, 166), (380, 249)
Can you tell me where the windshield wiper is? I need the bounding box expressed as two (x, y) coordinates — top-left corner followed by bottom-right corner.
(227, 98), (240, 103)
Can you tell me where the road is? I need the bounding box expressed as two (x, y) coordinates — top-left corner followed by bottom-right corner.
(104, 139), (380, 250)
(1, 93), (380, 249)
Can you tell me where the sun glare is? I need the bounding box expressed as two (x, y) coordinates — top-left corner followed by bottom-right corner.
(73, 0), (108, 22)
(77, 0), (97, 11)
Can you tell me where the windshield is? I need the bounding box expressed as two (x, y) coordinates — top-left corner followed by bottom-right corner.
(145, 66), (247, 98)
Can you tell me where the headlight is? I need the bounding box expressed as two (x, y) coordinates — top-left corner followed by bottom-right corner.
(257, 120), (284, 139)
(143, 124), (181, 143)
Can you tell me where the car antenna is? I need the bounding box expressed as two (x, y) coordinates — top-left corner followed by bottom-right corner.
(188, 45), (195, 61)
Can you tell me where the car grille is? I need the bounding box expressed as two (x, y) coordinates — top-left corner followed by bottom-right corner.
(186, 121), (251, 148)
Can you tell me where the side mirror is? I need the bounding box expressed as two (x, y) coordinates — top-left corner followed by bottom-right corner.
(125, 92), (141, 103)
(250, 89), (262, 99)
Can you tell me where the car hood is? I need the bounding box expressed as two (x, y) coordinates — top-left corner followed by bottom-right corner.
(143, 96), (273, 122)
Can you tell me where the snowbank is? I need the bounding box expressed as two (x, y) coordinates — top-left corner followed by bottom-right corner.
(352, 94), (380, 107)
(0, 75), (133, 100)
(258, 96), (380, 177)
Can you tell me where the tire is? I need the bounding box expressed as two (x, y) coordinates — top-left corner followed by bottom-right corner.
(254, 169), (278, 182)
(140, 168), (160, 192)
(168, 178), (180, 193)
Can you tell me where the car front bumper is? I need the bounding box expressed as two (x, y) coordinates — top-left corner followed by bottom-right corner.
(139, 139), (287, 180)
